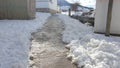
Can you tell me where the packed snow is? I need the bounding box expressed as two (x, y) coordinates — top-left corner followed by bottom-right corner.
(58, 14), (120, 68)
(78, 7), (90, 13)
(0, 12), (50, 68)
(66, 39), (120, 68)
(66, 0), (96, 8)
(72, 12), (83, 16)
(60, 6), (70, 11)
(60, 6), (91, 16)
(58, 14), (93, 43)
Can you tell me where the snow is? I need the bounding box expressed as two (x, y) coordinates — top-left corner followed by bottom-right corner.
(58, 14), (93, 43)
(72, 7), (90, 16)
(66, 0), (96, 8)
(61, 11), (76, 16)
(67, 39), (120, 68)
(89, 11), (95, 17)
(60, 6), (91, 16)
(80, 7), (90, 13)
(58, 14), (120, 68)
(60, 6), (70, 11)
(0, 12), (50, 68)
(72, 12), (83, 16)
(77, 7), (90, 12)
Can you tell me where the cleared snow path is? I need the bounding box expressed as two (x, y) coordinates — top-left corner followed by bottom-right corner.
(29, 15), (76, 68)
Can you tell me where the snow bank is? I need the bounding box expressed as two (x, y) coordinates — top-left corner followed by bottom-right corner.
(67, 39), (120, 68)
(72, 12), (83, 16)
(58, 14), (93, 43)
(58, 14), (120, 68)
(60, 6), (70, 11)
(58, 14), (120, 43)
(0, 12), (50, 68)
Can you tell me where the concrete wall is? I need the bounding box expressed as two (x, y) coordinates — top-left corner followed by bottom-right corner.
(0, 0), (35, 19)
(36, 0), (58, 13)
(49, 0), (58, 13)
(36, 0), (49, 8)
(110, 0), (120, 34)
(94, 0), (109, 33)
(27, 0), (36, 19)
(95, 0), (120, 34)
(36, 0), (49, 12)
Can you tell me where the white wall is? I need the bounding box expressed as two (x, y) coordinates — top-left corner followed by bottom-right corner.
(36, 0), (49, 8)
(94, 0), (109, 33)
(110, 0), (120, 34)
(36, 0), (58, 11)
(95, 0), (120, 34)
(49, 0), (58, 11)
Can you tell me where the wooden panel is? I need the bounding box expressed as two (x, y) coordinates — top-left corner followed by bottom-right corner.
(0, 0), (7, 19)
(7, 0), (28, 19)
(27, 0), (36, 19)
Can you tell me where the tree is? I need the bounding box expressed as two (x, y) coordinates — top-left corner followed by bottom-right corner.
(70, 2), (80, 11)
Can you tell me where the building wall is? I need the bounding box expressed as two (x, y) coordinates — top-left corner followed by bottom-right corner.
(49, 0), (58, 13)
(36, 0), (58, 13)
(94, 0), (109, 33)
(0, 0), (35, 19)
(110, 0), (120, 34)
(0, 0), (7, 19)
(94, 0), (120, 34)
(36, 0), (49, 8)
(27, 0), (36, 19)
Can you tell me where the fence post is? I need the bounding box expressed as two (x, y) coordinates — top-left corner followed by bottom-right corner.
(68, 8), (71, 16)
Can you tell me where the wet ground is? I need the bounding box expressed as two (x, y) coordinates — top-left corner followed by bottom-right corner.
(29, 15), (76, 68)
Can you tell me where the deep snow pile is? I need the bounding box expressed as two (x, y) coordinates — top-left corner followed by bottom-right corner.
(58, 14), (120, 68)
(0, 12), (50, 68)
(67, 39), (120, 68)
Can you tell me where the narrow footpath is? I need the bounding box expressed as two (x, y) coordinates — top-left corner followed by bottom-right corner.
(29, 15), (76, 68)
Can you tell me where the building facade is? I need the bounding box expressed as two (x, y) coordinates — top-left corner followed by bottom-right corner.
(36, 0), (59, 13)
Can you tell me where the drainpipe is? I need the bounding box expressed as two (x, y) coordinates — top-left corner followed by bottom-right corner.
(105, 0), (113, 36)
